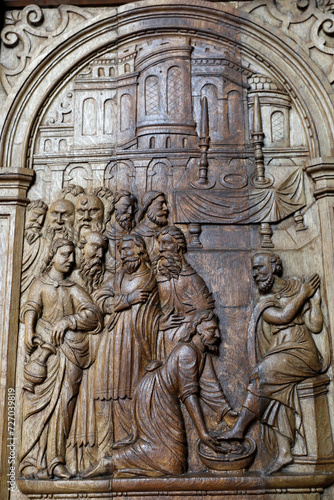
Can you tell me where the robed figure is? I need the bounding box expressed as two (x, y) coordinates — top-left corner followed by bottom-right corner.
(92, 235), (161, 443)
(221, 252), (329, 473)
(19, 239), (102, 480)
(84, 311), (236, 478)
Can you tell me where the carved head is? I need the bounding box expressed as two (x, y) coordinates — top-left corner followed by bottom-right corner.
(138, 191), (168, 228)
(251, 252), (283, 293)
(78, 231), (108, 294)
(113, 191), (137, 232)
(43, 238), (75, 275)
(118, 234), (150, 274)
(181, 310), (220, 353)
(45, 199), (75, 241)
(25, 200), (48, 243)
(154, 226), (187, 279)
(75, 194), (104, 241)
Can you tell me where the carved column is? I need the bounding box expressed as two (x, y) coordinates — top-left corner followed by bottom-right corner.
(306, 158), (334, 430)
(0, 168), (34, 500)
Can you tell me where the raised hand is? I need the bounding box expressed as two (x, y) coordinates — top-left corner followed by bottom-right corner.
(127, 289), (150, 305)
(301, 273), (320, 300)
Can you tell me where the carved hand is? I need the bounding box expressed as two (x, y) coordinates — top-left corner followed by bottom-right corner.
(50, 319), (71, 346)
(301, 273), (320, 300)
(199, 431), (221, 452)
(159, 310), (185, 331)
(24, 328), (37, 355)
(127, 290), (150, 305)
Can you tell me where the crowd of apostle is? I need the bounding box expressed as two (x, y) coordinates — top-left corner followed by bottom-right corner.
(19, 187), (327, 480)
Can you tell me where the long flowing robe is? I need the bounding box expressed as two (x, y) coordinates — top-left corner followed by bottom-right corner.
(93, 266), (161, 401)
(19, 276), (102, 477)
(157, 260), (214, 359)
(21, 234), (48, 301)
(246, 278), (327, 455)
(68, 265), (161, 463)
(111, 342), (230, 476)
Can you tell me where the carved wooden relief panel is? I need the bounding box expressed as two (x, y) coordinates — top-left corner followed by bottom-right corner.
(1, 1), (334, 499)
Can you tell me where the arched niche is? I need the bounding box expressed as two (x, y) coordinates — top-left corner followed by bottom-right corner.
(1, 0), (334, 172)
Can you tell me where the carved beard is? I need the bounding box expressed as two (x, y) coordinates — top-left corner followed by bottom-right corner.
(255, 272), (275, 294)
(204, 342), (219, 355)
(154, 251), (182, 280)
(116, 212), (134, 233)
(45, 224), (73, 241)
(147, 209), (168, 228)
(79, 256), (105, 295)
(75, 221), (103, 241)
(122, 256), (141, 275)
(25, 223), (42, 244)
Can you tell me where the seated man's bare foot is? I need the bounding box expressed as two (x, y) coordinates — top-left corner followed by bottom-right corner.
(81, 457), (113, 479)
(53, 464), (73, 479)
(218, 426), (244, 441)
(265, 453), (293, 474)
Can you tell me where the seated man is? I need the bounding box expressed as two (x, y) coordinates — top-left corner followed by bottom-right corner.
(220, 252), (326, 473)
(20, 239), (102, 479)
(84, 310), (236, 478)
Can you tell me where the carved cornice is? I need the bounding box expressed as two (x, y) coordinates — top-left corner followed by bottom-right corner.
(306, 157), (334, 198)
(0, 167), (35, 204)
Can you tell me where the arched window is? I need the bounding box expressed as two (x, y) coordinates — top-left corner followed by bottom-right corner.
(145, 76), (159, 115)
(227, 90), (242, 132)
(82, 98), (97, 135)
(271, 111), (284, 143)
(167, 66), (183, 115)
(120, 94), (132, 132)
(103, 99), (116, 135)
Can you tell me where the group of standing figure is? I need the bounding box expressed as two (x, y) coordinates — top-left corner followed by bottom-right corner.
(19, 187), (327, 479)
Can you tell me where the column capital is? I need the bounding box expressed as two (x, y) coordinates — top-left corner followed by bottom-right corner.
(305, 157), (334, 199)
(0, 167), (35, 205)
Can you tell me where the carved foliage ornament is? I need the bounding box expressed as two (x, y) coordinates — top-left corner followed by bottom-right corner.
(0, 5), (92, 93)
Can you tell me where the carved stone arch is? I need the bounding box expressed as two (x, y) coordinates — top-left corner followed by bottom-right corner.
(27, 164), (52, 201)
(63, 162), (93, 191)
(2, 1), (334, 172)
(147, 158), (172, 192)
(104, 159), (135, 192)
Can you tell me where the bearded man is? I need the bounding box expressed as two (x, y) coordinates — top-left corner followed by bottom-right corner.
(154, 225), (214, 359)
(75, 193), (104, 242)
(19, 239), (102, 480)
(104, 191), (138, 271)
(44, 199), (75, 241)
(74, 231), (110, 296)
(21, 200), (48, 300)
(220, 252), (327, 474)
(84, 310), (236, 478)
(90, 235), (160, 441)
(132, 191), (168, 260)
